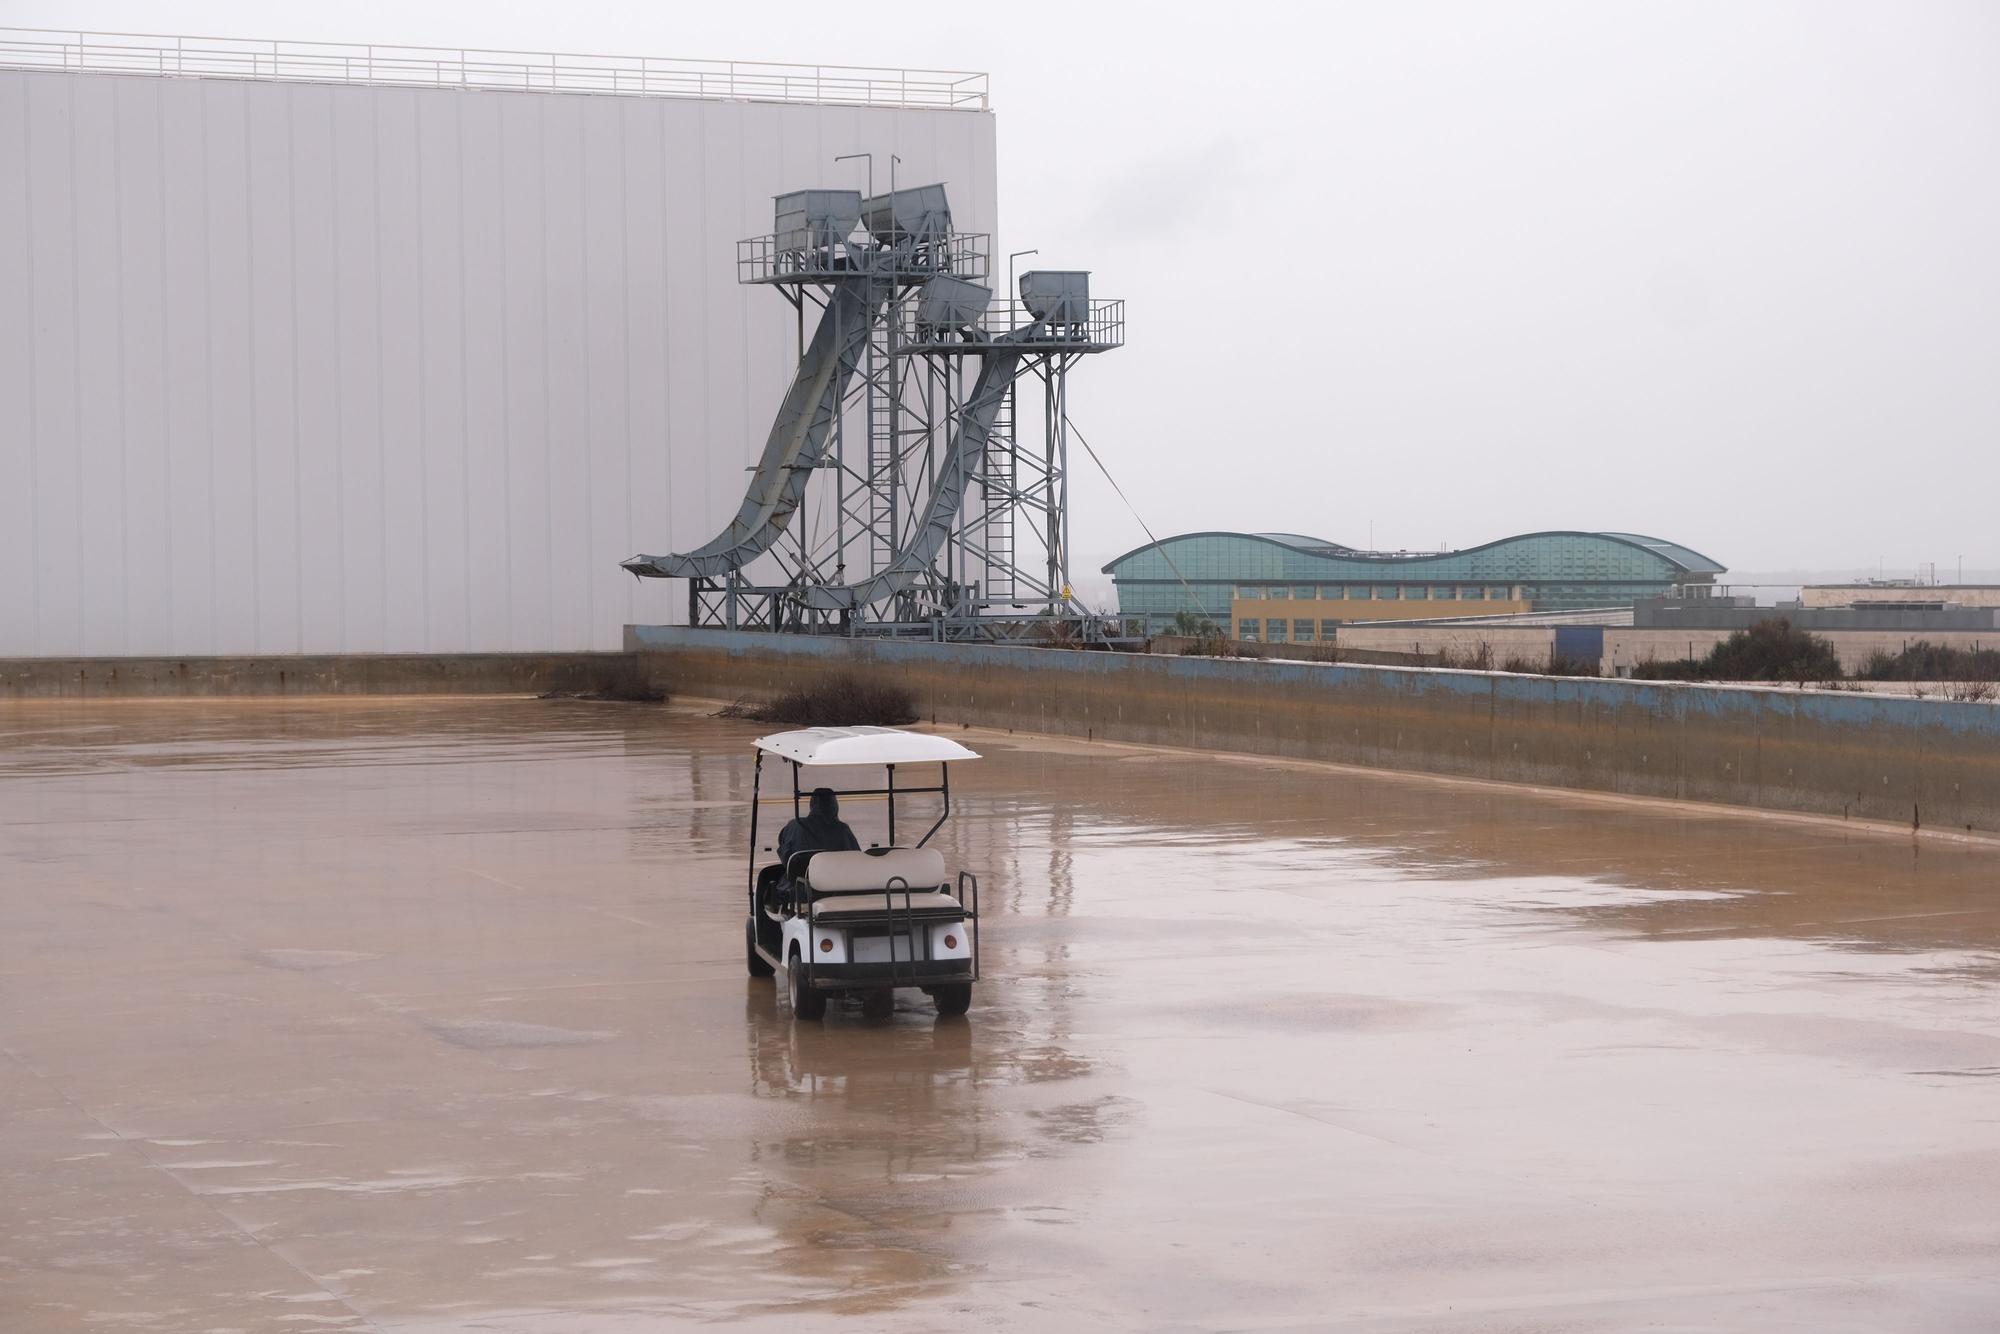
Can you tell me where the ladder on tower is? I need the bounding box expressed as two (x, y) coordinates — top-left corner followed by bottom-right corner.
(864, 341), (898, 575)
(981, 382), (1017, 601)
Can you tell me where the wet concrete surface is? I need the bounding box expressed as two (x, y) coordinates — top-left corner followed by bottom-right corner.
(2, 698), (1997, 1332)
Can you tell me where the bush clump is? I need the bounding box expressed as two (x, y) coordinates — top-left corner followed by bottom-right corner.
(1631, 617), (1842, 683)
(1170, 610), (1223, 639)
(1168, 610), (1238, 656)
(1858, 641), (2000, 682)
(717, 673), (919, 726)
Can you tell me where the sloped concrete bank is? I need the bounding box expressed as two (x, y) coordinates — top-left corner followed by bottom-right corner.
(630, 626), (2000, 835)
(0, 652), (654, 699)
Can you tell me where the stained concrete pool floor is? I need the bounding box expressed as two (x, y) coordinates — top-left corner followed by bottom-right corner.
(2, 698), (1997, 1332)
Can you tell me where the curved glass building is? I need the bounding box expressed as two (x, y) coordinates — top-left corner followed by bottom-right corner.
(1104, 531), (1725, 641)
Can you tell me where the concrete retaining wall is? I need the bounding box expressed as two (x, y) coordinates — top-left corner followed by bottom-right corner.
(630, 626), (2000, 835)
(0, 653), (653, 699)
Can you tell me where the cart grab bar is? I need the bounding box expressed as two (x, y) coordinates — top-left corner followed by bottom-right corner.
(957, 871), (980, 981)
(884, 874), (912, 985)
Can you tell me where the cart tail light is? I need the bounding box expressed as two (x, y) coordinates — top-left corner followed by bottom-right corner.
(943, 934), (958, 950)
(819, 937), (834, 953)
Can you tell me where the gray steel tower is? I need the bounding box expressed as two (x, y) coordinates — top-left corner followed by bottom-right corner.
(622, 180), (1122, 640)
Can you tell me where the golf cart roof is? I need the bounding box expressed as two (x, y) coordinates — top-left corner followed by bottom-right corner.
(753, 726), (981, 767)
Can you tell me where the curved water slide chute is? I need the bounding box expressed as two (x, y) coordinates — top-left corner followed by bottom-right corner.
(794, 332), (1031, 612)
(622, 275), (882, 580)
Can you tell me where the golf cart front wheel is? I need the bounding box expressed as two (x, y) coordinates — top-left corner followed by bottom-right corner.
(788, 950), (827, 1021)
(745, 916), (774, 978)
(932, 983), (972, 1018)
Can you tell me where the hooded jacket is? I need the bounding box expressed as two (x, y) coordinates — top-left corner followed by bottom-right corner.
(778, 787), (861, 869)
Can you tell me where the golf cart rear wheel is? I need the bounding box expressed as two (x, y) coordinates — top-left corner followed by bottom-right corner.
(745, 916), (773, 978)
(788, 948), (827, 1021)
(933, 983), (972, 1018)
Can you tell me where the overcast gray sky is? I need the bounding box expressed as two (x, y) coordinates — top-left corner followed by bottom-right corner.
(17, 0), (1999, 586)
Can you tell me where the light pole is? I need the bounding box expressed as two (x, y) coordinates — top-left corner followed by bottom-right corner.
(834, 151), (872, 200)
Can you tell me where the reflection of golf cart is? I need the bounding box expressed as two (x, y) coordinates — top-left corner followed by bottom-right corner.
(744, 727), (983, 1020)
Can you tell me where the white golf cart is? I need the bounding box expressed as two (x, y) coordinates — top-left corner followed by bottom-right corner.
(743, 726), (983, 1020)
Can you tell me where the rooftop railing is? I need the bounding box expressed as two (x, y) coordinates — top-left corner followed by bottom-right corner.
(0, 27), (989, 111)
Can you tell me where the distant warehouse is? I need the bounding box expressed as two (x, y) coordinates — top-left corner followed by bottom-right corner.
(1105, 531), (1724, 641)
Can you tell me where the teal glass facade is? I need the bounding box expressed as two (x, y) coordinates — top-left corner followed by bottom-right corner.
(1105, 531), (1724, 633)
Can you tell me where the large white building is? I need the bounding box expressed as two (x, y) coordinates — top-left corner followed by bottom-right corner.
(0, 31), (996, 656)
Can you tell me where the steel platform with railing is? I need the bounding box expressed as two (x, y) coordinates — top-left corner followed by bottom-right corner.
(736, 231), (992, 286)
(897, 299), (1127, 354)
(0, 27), (989, 111)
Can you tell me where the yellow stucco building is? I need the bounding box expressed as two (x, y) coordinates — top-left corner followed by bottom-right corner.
(1230, 585), (1532, 644)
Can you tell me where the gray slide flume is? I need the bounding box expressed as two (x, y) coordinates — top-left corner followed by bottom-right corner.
(623, 276), (883, 580)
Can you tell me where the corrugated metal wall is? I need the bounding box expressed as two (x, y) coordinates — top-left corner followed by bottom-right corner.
(0, 70), (998, 655)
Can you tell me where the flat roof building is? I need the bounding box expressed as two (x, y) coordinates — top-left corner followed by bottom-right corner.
(1799, 584), (2000, 611)
(1105, 530), (1725, 641)
(0, 28), (994, 656)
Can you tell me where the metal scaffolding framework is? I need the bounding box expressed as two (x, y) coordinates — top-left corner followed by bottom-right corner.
(623, 178), (1124, 641)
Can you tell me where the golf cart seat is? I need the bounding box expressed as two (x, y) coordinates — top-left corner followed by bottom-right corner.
(806, 847), (947, 893)
(811, 890), (963, 916)
(803, 849), (961, 919)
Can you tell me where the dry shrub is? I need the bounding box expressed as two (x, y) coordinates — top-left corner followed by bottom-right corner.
(1438, 643), (1495, 671)
(1543, 653), (1602, 677)
(1494, 651), (1599, 677)
(1629, 656), (1705, 681)
(716, 673), (918, 726)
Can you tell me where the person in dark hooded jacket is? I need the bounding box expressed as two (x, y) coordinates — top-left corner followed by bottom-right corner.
(778, 787), (861, 875)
